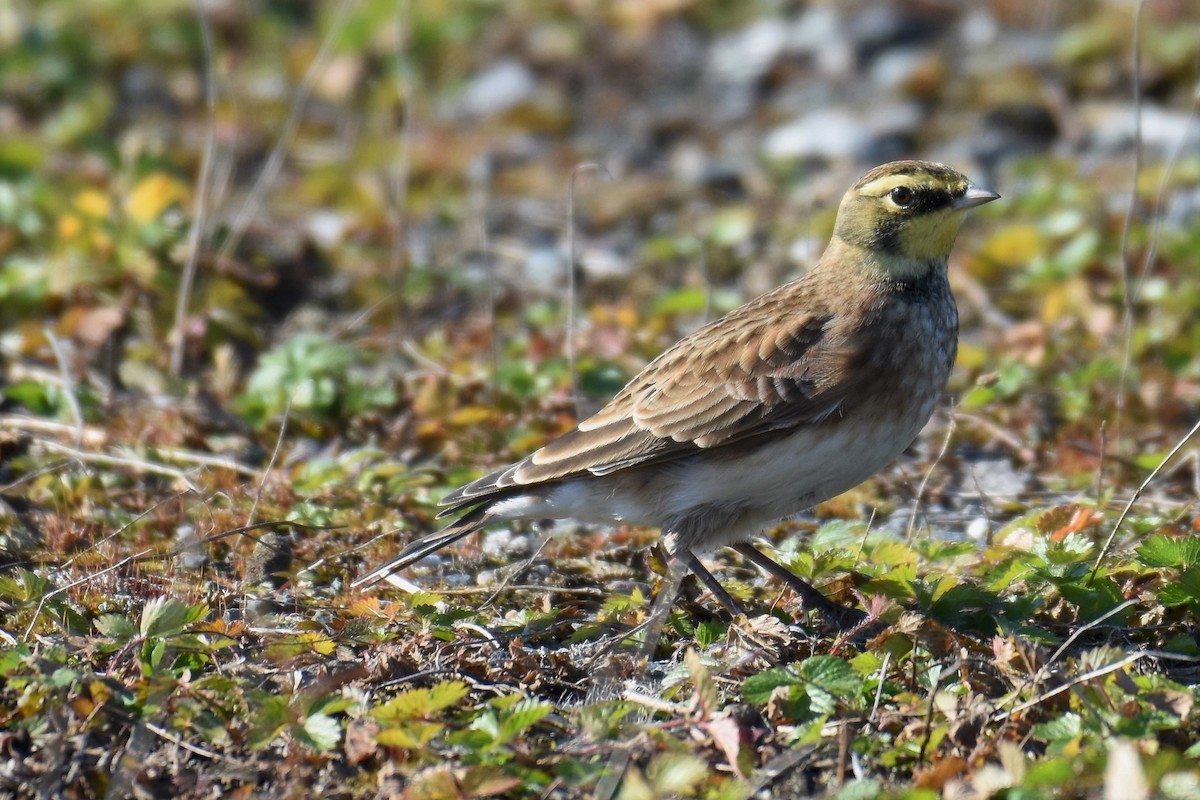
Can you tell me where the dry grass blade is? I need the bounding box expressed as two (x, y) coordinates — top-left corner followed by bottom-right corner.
(1089, 416), (1200, 584)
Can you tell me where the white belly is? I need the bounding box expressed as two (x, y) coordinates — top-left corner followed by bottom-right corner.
(491, 394), (939, 553)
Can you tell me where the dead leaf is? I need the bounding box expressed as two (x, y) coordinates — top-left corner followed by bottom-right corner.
(702, 715), (745, 777)
(401, 765), (522, 800)
(1049, 505), (1105, 542)
(1104, 739), (1148, 800)
(343, 717), (380, 766)
(914, 754), (967, 789)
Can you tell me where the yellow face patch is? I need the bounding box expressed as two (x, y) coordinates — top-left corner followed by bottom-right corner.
(897, 209), (964, 260)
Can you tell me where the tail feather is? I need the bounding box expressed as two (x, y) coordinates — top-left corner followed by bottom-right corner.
(352, 505), (492, 588)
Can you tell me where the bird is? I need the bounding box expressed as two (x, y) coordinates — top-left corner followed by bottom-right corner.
(355, 160), (999, 622)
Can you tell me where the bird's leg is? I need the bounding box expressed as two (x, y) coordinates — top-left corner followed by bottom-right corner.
(675, 549), (746, 619)
(732, 542), (865, 629)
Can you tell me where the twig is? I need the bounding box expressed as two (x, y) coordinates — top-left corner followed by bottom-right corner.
(955, 411), (1035, 463)
(387, 0), (413, 302)
(1046, 599), (1139, 670)
(1089, 416), (1200, 584)
(853, 508), (876, 566)
(594, 562), (684, 800)
(906, 411), (956, 543)
(0, 414), (106, 446)
(917, 659), (957, 764)
(43, 329), (84, 449)
(994, 652), (1142, 722)
(865, 650), (891, 731)
(402, 584), (607, 598)
(1112, 0), (1146, 451)
(31, 439), (199, 491)
(145, 719), (249, 766)
(1094, 420), (1107, 508)
(453, 620), (501, 647)
(24, 550), (155, 641)
(0, 414), (258, 477)
(214, 0), (357, 268)
(483, 533), (552, 609)
(399, 337), (450, 376)
(621, 688), (687, 716)
(248, 396), (290, 526)
(171, 1), (218, 377)
(61, 489), (196, 570)
(152, 446), (262, 478)
(1131, 73), (1199, 306)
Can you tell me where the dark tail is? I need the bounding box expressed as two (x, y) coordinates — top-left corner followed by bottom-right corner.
(352, 505), (492, 588)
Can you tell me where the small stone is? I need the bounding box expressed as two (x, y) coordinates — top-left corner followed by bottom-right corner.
(763, 109), (869, 161)
(459, 59), (537, 118)
(707, 18), (789, 86)
(966, 517), (991, 542)
(481, 527), (534, 559)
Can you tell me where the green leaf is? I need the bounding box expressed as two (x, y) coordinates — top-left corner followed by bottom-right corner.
(578, 359), (629, 399)
(1137, 535), (1200, 569)
(801, 655), (863, 716)
(647, 753), (709, 794)
(300, 713), (342, 752)
(694, 620), (726, 648)
(868, 539), (918, 567)
(247, 696), (294, 750)
(140, 596), (191, 638)
(49, 667), (77, 688)
(95, 614), (138, 640)
(1154, 565), (1200, 609)
(372, 681), (468, 725)
(373, 689), (432, 723)
(469, 710), (502, 741)
(742, 667), (802, 705)
(0, 645), (30, 675)
(375, 720), (444, 748)
(1033, 712), (1082, 745)
(0, 570), (49, 603)
(650, 286), (709, 316)
(427, 680), (470, 713)
(800, 656), (862, 698)
(1058, 576), (1128, 622)
(497, 698), (553, 744)
(142, 637), (166, 673)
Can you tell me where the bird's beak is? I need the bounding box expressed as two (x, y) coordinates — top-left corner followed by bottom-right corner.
(953, 185), (1001, 210)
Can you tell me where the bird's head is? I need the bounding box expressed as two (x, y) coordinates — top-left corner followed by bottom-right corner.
(832, 160), (999, 275)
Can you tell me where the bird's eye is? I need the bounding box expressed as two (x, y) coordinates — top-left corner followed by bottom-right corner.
(888, 186), (915, 208)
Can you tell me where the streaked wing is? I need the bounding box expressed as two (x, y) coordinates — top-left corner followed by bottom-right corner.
(442, 278), (867, 510)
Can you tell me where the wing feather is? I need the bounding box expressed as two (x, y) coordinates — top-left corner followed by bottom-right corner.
(440, 274), (870, 507)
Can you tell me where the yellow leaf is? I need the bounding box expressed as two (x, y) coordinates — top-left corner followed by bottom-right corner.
(1041, 284), (1068, 325)
(57, 213), (83, 239)
(978, 224), (1044, 268)
(74, 189), (111, 219)
(955, 340), (988, 371)
(448, 405), (497, 428)
(126, 172), (189, 224)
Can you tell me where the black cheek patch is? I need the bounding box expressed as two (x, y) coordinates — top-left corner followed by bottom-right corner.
(870, 215), (904, 253)
(910, 188), (953, 214)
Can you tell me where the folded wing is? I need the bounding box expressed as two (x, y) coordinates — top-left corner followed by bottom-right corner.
(441, 279), (870, 515)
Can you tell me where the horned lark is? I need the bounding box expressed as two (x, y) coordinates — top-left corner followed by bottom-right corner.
(356, 160), (998, 621)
